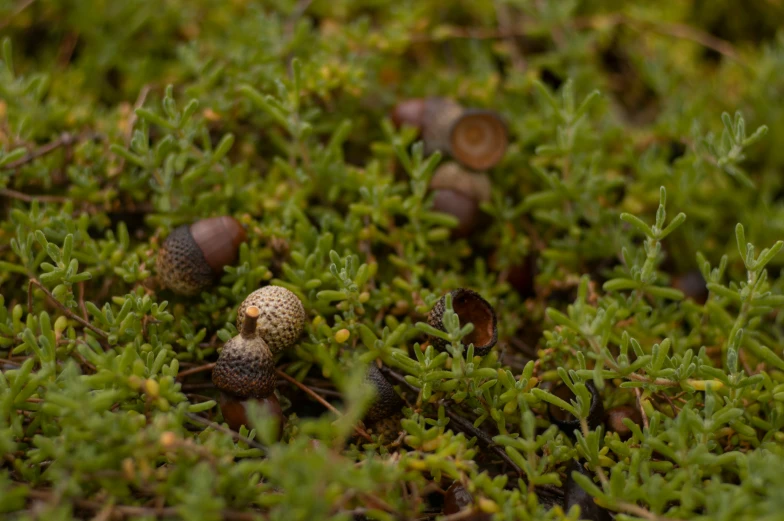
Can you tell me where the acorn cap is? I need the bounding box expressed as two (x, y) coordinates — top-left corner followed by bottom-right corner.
(156, 216), (246, 296)
(605, 405), (642, 439)
(449, 109), (508, 171)
(391, 98), (427, 130)
(547, 381), (605, 438)
(237, 285), (306, 354)
(189, 216), (247, 274)
(213, 306), (276, 399)
(364, 364), (403, 424)
(564, 460), (611, 521)
(430, 162), (492, 203)
(427, 289), (498, 356)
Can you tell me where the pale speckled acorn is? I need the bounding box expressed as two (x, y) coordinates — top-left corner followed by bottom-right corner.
(213, 306), (276, 399)
(156, 216), (247, 296)
(392, 97), (508, 171)
(430, 162), (492, 238)
(364, 364), (403, 424)
(237, 285), (306, 354)
(427, 288), (498, 356)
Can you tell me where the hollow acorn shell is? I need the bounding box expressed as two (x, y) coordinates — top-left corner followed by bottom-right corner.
(427, 288), (498, 356)
(364, 364), (403, 424)
(156, 216), (246, 296)
(212, 331), (275, 399)
(237, 286), (306, 353)
(547, 381), (605, 438)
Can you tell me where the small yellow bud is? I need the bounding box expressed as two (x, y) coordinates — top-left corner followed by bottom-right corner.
(478, 498), (500, 513)
(334, 329), (350, 343)
(160, 431), (177, 448)
(144, 379), (160, 398)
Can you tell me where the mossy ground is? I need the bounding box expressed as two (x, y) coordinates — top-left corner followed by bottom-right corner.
(1, 1), (784, 520)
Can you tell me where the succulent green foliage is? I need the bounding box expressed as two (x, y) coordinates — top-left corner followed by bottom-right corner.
(2, 1), (784, 520)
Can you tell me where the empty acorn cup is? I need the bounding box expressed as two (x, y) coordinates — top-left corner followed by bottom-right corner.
(430, 162), (492, 238)
(547, 381), (604, 437)
(392, 97), (508, 171)
(427, 289), (498, 356)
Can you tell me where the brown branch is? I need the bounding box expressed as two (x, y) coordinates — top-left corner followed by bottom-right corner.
(23, 488), (264, 520)
(0, 188), (71, 203)
(275, 369), (373, 442)
(176, 362), (216, 381)
(28, 279), (109, 340)
(1, 132), (79, 170)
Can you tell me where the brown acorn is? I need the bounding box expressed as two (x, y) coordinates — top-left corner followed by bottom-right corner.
(427, 289), (498, 356)
(430, 162), (492, 238)
(237, 285), (306, 353)
(547, 381), (604, 438)
(443, 482), (491, 520)
(605, 405), (642, 440)
(213, 306), (276, 400)
(218, 392), (285, 437)
(364, 364), (403, 424)
(392, 97), (508, 171)
(156, 216), (247, 296)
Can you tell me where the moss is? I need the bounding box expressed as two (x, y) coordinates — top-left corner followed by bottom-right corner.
(1, 1), (784, 520)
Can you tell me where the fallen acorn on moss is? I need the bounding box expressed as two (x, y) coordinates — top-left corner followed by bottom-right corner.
(563, 460), (611, 521)
(391, 97), (508, 171)
(429, 162), (492, 238)
(237, 285), (306, 353)
(212, 306), (284, 433)
(547, 381), (604, 438)
(605, 404), (643, 439)
(427, 289), (498, 356)
(443, 482), (491, 520)
(156, 216), (247, 296)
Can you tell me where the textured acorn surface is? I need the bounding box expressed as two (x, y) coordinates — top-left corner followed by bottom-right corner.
(212, 331), (275, 399)
(548, 381), (605, 438)
(364, 364), (403, 424)
(605, 405), (642, 439)
(237, 286), (306, 353)
(427, 289), (498, 356)
(156, 225), (215, 296)
(564, 460), (611, 521)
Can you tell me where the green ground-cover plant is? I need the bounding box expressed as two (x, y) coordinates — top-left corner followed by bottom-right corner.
(1, 0), (784, 520)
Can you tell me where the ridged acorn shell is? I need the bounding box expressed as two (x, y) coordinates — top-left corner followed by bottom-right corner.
(237, 286), (306, 353)
(547, 381), (605, 438)
(212, 324), (275, 399)
(156, 216), (246, 296)
(448, 109), (508, 171)
(427, 289), (498, 356)
(364, 364), (403, 424)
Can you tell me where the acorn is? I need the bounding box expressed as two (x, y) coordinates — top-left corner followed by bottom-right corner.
(237, 285), (306, 354)
(213, 306), (276, 399)
(364, 364), (403, 424)
(430, 162), (492, 238)
(218, 392), (285, 437)
(547, 381), (604, 438)
(156, 216), (247, 296)
(605, 405), (642, 440)
(443, 482), (491, 520)
(563, 460), (611, 521)
(427, 289), (498, 356)
(392, 97), (508, 171)
(672, 270), (708, 304)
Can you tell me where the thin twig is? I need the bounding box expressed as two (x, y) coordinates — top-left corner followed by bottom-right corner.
(0, 188), (70, 203)
(28, 279), (109, 340)
(275, 369), (373, 442)
(184, 412), (266, 450)
(1, 132), (78, 170)
(176, 362), (215, 381)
